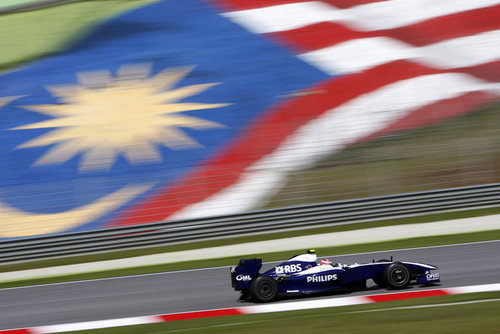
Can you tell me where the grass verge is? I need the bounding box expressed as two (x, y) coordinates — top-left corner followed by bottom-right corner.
(57, 291), (500, 333)
(0, 228), (499, 289)
(0, 0), (158, 71)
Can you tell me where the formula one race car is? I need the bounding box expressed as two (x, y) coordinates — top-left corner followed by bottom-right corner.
(231, 250), (440, 302)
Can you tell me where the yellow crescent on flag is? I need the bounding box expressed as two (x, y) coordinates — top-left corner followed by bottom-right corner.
(0, 184), (152, 238)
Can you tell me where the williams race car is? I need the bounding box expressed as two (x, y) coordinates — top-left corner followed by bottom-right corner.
(231, 250), (440, 302)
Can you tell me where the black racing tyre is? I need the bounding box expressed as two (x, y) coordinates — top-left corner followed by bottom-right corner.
(249, 276), (278, 302)
(383, 262), (411, 289)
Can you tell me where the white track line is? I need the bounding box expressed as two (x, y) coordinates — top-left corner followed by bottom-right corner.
(1, 239), (498, 291)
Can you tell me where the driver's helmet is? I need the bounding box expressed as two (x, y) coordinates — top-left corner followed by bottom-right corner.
(320, 258), (332, 266)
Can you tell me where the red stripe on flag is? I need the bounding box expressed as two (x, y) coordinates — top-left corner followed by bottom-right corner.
(380, 4), (500, 46)
(367, 289), (450, 303)
(452, 61), (500, 83)
(268, 4), (500, 52)
(268, 22), (372, 53)
(111, 61), (439, 226)
(157, 308), (244, 322)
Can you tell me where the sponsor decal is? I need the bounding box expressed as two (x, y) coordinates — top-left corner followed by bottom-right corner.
(307, 274), (338, 283)
(426, 272), (440, 280)
(287, 290), (300, 293)
(275, 264), (302, 274)
(236, 275), (252, 281)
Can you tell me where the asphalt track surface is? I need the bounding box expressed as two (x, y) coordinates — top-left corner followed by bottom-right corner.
(1, 240), (500, 330)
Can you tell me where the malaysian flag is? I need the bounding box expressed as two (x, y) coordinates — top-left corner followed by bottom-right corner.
(116, 0), (500, 225)
(0, 0), (498, 237)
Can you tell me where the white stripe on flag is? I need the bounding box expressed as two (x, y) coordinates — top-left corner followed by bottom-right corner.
(222, 0), (500, 34)
(343, 0), (500, 30)
(299, 30), (500, 75)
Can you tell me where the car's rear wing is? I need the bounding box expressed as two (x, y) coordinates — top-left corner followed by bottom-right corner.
(231, 258), (262, 290)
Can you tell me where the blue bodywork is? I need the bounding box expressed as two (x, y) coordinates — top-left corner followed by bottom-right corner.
(231, 251), (440, 300)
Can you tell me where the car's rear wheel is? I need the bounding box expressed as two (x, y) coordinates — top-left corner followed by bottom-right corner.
(383, 262), (410, 289)
(249, 276), (278, 302)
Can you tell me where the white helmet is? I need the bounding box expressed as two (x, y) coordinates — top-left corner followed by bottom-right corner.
(320, 259), (332, 266)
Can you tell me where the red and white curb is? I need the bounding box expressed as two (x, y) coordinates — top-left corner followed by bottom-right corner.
(3, 283), (500, 334)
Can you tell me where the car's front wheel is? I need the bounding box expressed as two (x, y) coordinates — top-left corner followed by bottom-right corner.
(249, 276), (278, 302)
(383, 262), (411, 289)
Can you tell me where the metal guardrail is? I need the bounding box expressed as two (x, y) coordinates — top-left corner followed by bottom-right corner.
(0, 183), (499, 263)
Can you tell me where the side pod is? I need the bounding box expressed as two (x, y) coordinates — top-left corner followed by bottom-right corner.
(231, 258), (262, 290)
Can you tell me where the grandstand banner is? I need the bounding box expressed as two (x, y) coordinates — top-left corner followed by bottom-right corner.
(0, 0), (498, 238)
